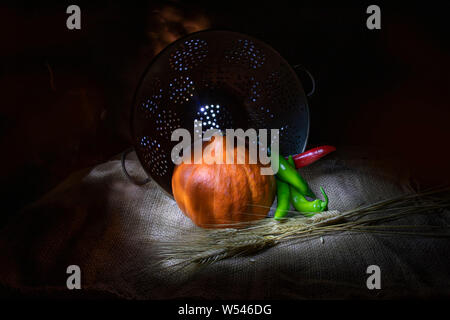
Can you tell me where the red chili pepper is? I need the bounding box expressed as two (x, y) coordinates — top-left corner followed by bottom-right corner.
(288, 145), (336, 169)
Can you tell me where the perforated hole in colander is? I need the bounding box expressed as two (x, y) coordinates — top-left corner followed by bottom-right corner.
(139, 78), (163, 119)
(139, 136), (169, 177)
(169, 38), (208, 71)
(169, 75), (196, 104)
(155, 109), (182, 138)
(248, 78), (262, 104)
(141, 91), (163, 118)
(225, 38), (266, 69)
(194, 104), (234, 135)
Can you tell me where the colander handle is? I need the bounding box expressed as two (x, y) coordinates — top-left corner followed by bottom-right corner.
(293, 64), (316, 97)
(121, 147), (151, 186)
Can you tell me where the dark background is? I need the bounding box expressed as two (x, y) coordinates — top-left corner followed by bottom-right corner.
(1, 1), (449, 226)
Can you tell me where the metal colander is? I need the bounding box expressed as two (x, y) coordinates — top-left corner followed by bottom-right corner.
(124, 30), (312, 196)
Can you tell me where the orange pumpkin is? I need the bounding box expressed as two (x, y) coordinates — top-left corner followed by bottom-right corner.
(172, 136), (276, 228)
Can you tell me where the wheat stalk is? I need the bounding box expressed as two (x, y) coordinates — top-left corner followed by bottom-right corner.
(155, 187), (450, 270)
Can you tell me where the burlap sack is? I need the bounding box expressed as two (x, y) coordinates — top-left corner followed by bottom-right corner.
(0, 150), (449, 299)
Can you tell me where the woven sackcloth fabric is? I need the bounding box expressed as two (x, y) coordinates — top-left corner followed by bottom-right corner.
(0, 150), (449, 299)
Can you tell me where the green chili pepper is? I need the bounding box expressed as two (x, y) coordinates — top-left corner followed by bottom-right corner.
(290, 186), (329, 216)
(286, 155), (296, 171)
(272, 151), (315, 198)
(274, 178), (291, 220)
(287, 155), (329, 215)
